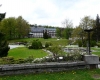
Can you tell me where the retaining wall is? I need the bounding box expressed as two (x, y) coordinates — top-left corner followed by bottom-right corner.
(0, 61), (86, 76)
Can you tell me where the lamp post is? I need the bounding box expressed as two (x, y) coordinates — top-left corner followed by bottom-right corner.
(84, 26), (93, 55)
(83, 24), (99, 69)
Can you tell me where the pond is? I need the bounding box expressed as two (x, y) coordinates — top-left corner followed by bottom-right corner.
(9, 45), (24, 49)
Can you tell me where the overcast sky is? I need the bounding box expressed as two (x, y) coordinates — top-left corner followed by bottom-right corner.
(0, 0), (100, 27)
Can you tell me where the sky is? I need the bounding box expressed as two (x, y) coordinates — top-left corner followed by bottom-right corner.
(0, 0), (100, 27)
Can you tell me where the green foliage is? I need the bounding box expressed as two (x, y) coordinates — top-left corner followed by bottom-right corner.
(0, 16), (30, 40)
(43, 30), (49, 39)
(97, 43), (100, 47)
(24, 55), (34, 63)
(66, 50), (82, 61)
(0, 32), (10, 57)
(62, 19), (73, 39)
(0, 13), (6, 21)
(1, 56), (15, 64)
(91, 41), (96, 47)
(47, 46), (63, 58)
(15, 58), (25, 64)
(79, 16), (95, 41)
(45, 42), (52, 48)
(30, 39), (42, 49)
(9, 38), (68, 47)
(0, 55), (34, 64)
(64, 28), (73, 39)
(56, 27), (61, 37)
(73, 39), (86, 47)
(92, 14), (100, 42)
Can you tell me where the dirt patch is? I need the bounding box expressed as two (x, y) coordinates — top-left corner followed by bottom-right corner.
(92, 74), (100, 79)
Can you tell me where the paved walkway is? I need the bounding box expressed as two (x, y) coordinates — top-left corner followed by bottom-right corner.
(9, 45), (24, 49)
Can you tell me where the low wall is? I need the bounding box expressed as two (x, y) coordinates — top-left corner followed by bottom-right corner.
(0, 61), (86, 76)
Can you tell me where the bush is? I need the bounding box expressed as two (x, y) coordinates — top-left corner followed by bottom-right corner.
(91, 41), (96, 47)
(37, 40), (42, 49)
(24, 55), (34, 63)
(15, 58), (25, 64)
(29, 39), (43, 49)
(45, 42), (52, 48)
(0, 32), (10, 57)
(66, 50), (82, 61)
(1, 56), (15, 64)
(97, 43), (100, 47)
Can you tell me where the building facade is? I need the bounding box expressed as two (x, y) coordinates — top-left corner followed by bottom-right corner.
(29, 25), (56, 38)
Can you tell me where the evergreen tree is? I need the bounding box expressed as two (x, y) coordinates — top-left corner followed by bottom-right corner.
(95, 14), (100, 42)
(0, 32), (10, 57)
(0, 11), (10, 57)
(43, 30), (49, 39)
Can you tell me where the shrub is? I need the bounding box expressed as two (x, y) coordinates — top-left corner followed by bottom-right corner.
(97, 42), (100, 47)
(66, 50), (82, 61)
(0, 32), (10, 57)
(29, 39), (43, 49)
(45, 42), (52, 48)
(28, 45), (33, 49)
(24, 55), (34, 63)
(37, 40), (42, 49)
(32, 58), (43, 63)
(15, 58), (25, 64)
(91, 41), (96, 47)
(2, 56), (15, 64)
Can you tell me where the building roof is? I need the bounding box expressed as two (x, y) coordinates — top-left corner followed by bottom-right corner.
(30, 26), (44, 33)
(44, 28), (56, 31)
(30, 25), (56, 33)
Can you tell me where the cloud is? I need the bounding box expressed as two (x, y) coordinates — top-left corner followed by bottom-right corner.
(0, 0), (100, 27)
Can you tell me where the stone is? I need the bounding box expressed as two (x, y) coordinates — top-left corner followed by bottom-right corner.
(83, 55), (99, 64)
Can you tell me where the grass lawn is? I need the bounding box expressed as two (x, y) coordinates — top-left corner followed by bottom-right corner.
(8, 47), (48, 59)
(92, 47), (100, 57)
(8, 38), (68, 59)
(9, 38), (69, 46)
(1, 69), (100, 80)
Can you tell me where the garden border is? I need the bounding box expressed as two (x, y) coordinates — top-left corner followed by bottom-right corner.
(0, 61), (86, 76)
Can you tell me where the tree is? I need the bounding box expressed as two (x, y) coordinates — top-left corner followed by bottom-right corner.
(43, 30), (49, 39)
(0, 17), (16, 39)
(16, 16), (30, 39)
(0, 16), (30, 39)
(62, 19), (73, 39)
(75, 16), (96, 47)
(0, 13), (6, 21)
(0, 11), (10, 57)
(94, 14), (100, 42)
(56, 27), (61, 38)
(0, 32), (10, 57)
(71, 26), (85, 46)
(79, 16), (95, 40)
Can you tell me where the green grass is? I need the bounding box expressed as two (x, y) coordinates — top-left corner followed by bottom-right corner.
(92, 47), (100, 57)
(8, 38), (68, 59)
(1, 69), (100, 80)
(8, 47), (48, 59)
(9, 38), (69, 46)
